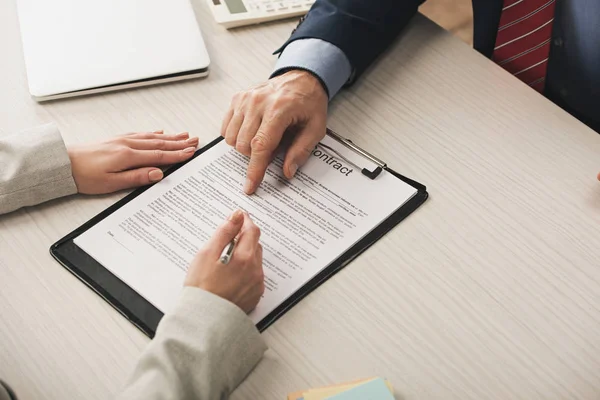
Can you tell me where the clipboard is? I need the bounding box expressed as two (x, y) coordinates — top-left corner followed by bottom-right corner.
(50, 132), (428, 337)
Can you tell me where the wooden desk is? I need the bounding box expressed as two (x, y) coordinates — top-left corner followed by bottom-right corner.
(2, 0), (600, 399)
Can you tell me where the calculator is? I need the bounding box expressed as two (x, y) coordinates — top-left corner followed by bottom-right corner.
(207, 0), (315, 29)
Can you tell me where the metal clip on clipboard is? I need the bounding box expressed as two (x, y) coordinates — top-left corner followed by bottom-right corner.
(316, 128), (387, 180)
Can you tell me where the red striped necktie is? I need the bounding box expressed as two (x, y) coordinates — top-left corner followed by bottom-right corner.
(492, 0), (556, 93)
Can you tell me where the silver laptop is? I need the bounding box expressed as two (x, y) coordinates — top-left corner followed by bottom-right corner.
(16, 0), (210, 101)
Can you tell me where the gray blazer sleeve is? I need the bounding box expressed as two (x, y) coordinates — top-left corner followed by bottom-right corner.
(116, 287), (267, 400)
(0, 123), (77, 215)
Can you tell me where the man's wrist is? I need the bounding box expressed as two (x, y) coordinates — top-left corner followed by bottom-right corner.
(269, 69), (328, 105)
(271, 38), (352, 100)
(271, 67), (329, 98)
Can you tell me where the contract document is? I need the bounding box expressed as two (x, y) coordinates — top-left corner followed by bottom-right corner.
(74, 135), (418, 323)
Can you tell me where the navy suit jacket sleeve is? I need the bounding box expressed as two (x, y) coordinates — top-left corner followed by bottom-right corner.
(276, 0), (425, 81)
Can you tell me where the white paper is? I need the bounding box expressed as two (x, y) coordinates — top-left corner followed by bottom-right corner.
(74, 136), (418, 323)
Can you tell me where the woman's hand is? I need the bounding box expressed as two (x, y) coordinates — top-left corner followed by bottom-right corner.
(68, 130), (198, 194)
(185, 210), (265, 314)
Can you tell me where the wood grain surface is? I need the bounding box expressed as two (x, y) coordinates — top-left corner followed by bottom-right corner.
(1, 1), (599, 399)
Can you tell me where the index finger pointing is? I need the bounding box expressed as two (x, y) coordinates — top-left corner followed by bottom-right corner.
(244, 116), (289, 194)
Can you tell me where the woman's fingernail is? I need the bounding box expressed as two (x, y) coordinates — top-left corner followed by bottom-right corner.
(243, 179), (255, 194)
(183, 147), (196, 154)
(153, 130), (164, 134)
(148, 169), (163, 182)
(178, 132), (190, 137)
(290, 163), (298, 176)
(186, 137), (199, 145)
(228, 209), (244, 222)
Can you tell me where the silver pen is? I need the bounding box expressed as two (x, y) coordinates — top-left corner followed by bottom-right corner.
(219, 238), (237, 264)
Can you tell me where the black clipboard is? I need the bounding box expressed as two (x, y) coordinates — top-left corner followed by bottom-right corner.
(50, 135), (428, 337)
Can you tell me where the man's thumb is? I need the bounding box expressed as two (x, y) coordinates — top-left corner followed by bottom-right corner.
(284, 118), (326, 179)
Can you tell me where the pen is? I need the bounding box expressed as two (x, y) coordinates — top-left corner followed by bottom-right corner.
(219, 238), (237, 264)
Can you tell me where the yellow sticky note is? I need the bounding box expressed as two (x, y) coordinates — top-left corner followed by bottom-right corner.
(287, 377), (393, 400)
(287, 378), (372, 400)
(304, 380), (375, 400)
(287, 391), (304, 400)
